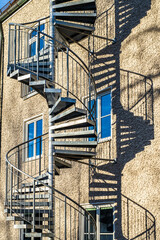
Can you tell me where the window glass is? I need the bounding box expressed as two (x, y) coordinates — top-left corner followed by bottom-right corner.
(26, 118), (43, 159)
(36, 119), (43, 156)
(100, 208), (113, 233)
(101, 93), (111, 117)
(28, 122), (34, 158)
(101, 115), (111, 138)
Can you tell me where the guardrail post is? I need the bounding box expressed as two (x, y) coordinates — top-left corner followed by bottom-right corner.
(14, 25), (17, 70)
(33, 179), (36, 232)
(67, 48), (69, 97)
(5, 162), (8, 205)
(37, 22), (40, 80)
(64, 196), (67, 240)
(17, 146), (20, 189)
(88, 215), (91, 240)
(10, 167), (13, 216)
(8, 25), (11, 67)
(127, 198), (130, 240)
(18, 26), (20, 64)
(145, 210), (148, 240)
(39, 136), (41, 175)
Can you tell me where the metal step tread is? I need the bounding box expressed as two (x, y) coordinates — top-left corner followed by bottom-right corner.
(44, 88), (61, 94)
(4, 208), (51, 214)
(51, 117), (95, 130)
(22, 179), (49, 188)
(50, 106), (87, 123)
(54, 12), (96, 24)
(52, 129), (97, 138)
(55, 149), (96, 158)
(55, 20), (95, 31)
(29, 80), (46, 86)
(13, 186), (48, 194)
(6, 216), (52, 222)
(9, 201), (49, 207)
(12, 193), (49, 200)
(52, 140), (97, 148)
(14, 224), (53, 229)
(49, 97), (76, 115)
(25, 232), (54, 238)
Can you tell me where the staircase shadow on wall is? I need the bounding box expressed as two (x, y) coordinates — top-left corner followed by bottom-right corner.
(89, 0), (154, 238)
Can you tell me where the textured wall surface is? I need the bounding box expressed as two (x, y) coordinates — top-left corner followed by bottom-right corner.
(0, 0), (159, 239)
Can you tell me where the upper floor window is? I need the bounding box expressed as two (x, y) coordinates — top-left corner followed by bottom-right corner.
(88, 90), (112, 142)
(29, 23), (45, 57)
(97, 90), (112, 141)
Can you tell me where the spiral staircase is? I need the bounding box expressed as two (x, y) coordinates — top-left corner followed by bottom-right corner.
(4, 0), (97, 239)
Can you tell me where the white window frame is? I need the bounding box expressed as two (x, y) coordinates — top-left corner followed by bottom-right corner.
(97, 88), (112, 143)
(23, 114), (43, 161)
(81, 203), (115, 240)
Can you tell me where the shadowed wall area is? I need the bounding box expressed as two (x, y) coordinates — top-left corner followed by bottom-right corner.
(89, 0), (156, 239)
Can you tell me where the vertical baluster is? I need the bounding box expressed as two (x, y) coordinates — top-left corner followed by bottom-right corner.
(146, 210), (148, 240)
(39, 136), (41, 175)
(127, 198), (130, 240)
(88, 215), (91, 240)
(14, 25), (17, 70)
(37, 22), (40, 80)
(8, 24), (11, 67)
(10, 167), (13, 216)
(64, 196), (67, 240)
(5, 162), (8, 205)
(67, 48), (69, 97)
(18, 26), (20, 64)
(33, 180), (36, 232)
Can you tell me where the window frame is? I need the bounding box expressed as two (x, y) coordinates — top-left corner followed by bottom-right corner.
(96, 88), (112, 143)
(81, 203), (115, 240)
(23, 115), (43, 161)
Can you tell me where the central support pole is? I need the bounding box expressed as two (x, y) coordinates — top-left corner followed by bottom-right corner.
(48, 0), (56, 239)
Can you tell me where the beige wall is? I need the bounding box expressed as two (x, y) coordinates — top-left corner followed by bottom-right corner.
(0, 0), (160, 239)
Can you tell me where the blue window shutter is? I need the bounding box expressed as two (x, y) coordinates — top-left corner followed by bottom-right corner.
(28, 122), (34, 158)
(36, 119), (43, 156)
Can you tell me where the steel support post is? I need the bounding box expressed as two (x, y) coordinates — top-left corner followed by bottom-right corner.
(37, 22), (40, 80)
(50, 0), (55, 83)
(10, 167), (13, 216)
(14, 25), (17, 70)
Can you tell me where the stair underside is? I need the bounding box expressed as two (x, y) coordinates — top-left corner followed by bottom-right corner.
(52, 129), (97, 138)
(53, 0), (96, 11)
(52, 141), (97, 148)
(55, 149), (96, 159)
(54, 12), (96, 24)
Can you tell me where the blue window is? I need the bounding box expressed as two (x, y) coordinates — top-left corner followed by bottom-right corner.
(29, 24), (45, 57)
(89, 91), (111, 141)
(27, 118), (43, 158)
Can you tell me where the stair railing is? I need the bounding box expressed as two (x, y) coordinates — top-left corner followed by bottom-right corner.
(122, 194), (156, 240)
(8, 20), (97, 121)
(5, 133), (97, 239)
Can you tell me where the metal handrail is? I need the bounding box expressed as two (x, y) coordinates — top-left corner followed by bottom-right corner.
(6, 132), (97, 238)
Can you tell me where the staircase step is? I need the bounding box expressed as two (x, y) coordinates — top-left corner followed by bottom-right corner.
(52, 129), (97, 138)
(22, 179), (48, 188)
(55, 157), (71, 168)
(49, 97), (76, 115)
(13, 186), (48, 194)
(55, 20), (94, 32)
(4, 208), (51, 214)
(52, 141), (97, 148)
(10, 201), (50, 207)
(29, 80), (46, 87)
(18, 73), (31, 84)
(35, 172), (48, 181)
(53, 0), (96, 11)
(55, 149), (96, 159)
(25, 232), (54, 238)
(50, 106), (86, 123)
(53, 12), (96, 24)
(14, 224), (53, 229)
(10, 69), (19, 79)
(51, 117), (95, 131)
(7, 216), (52, 222)
(13, 193), (49, 200)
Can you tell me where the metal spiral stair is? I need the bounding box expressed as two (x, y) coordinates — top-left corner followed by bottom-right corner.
(5, 0), (97, 239)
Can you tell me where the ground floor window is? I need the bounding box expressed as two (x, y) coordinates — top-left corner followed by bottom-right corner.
(83, 204), (115, 240)
(24, 116), (43, 160)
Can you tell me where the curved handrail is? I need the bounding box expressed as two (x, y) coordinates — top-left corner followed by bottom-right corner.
(121, 194), (156, 240)
(6, 133), (97, 239)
